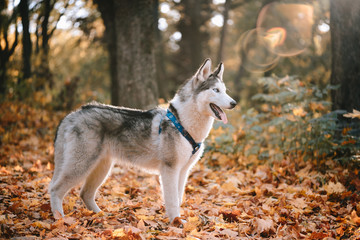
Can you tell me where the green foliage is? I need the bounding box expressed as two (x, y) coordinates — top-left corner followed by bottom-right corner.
(207, 75), (360, 166)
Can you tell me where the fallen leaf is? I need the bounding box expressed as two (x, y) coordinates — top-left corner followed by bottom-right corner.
(113, 228), (126, 237)
(183, 216), (200, 232)
(351, 210), (360, 226)
(343, 109), (360, 119)
(63, 216), (76, 225)
(323, 182), (346, 194)
(32, 221), (51, 230)
(252, 217), (274, 234)
(220, 211), (239, 223)
(219, 228), (239, 238)
(220, 182), (238, 193)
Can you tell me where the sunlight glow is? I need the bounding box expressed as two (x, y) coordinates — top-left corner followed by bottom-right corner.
(318, 22), (330, 33)
(57, 16), (72, 30)
(160, 3), (170, 14)
(158, 18), (168, 31)
(211, 14), (224, 27)
(170, 31), (182, 41)
(213, 0), (226, 4)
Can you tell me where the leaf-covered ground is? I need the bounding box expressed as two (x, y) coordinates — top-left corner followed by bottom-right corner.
(1, 102), (360, 239)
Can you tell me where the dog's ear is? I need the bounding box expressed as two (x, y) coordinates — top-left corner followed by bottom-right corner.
(213, 62), (224, 81)
(195, 59), (212, 83)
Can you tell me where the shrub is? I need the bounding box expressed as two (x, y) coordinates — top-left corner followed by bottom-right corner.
(207, 75), (360, 167)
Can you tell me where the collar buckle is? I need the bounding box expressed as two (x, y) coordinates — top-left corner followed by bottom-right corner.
(159, 109), (202, 155)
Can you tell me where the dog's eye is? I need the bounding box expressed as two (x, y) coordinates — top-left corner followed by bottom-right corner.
(213, 88), (220, 93)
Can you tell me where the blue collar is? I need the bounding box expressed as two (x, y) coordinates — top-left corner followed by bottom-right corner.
(159, 109), (201, 154)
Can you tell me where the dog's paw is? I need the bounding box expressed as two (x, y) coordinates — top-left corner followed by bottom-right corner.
(171, 217), (187, 228)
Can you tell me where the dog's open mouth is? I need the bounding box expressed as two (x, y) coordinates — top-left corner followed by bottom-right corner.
(210, 103), (228, 124)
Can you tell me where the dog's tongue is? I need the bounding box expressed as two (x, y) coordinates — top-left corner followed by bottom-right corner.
(220, 111), (228, 124)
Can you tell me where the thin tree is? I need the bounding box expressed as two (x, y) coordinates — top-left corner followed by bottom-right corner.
(0, 1), (18, 95)
(19, 0), (32, 80)
(217, 0), (230, 63)
(33, 0), (69, 89)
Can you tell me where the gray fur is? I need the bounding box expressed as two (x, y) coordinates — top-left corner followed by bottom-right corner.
(194, 75), (220, 96)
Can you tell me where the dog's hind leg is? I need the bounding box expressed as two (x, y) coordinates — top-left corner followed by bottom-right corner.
(80, 157), (113, 213)
(49, 136), (67, 217)
(50, 140), (101, 216)
(50, 168), (87, 217)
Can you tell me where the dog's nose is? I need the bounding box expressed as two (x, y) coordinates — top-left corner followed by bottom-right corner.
(230, 101), (237, 109)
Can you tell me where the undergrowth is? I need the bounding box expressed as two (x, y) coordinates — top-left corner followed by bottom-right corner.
(207, 75), (360, 168)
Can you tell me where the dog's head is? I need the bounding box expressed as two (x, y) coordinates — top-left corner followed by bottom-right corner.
(192, 59), (237, 124)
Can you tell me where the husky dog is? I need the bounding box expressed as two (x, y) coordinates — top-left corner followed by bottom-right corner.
(49, 59), (237, 222)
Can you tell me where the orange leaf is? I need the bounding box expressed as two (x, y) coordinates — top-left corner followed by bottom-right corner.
(351, 210), (360, 225)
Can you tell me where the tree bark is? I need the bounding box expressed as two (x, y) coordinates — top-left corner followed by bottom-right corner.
(35, 0), (54, 90)
(0, 4), (18, 95)
(330, 0), (360, 112)
(217, 0), (230, 63)
(41, 0), (51, 55)
(96, 0), (159, 109)
(174, 0), (212, 84)
(19, 0), (32, 79)
(154, 0), (169, 99)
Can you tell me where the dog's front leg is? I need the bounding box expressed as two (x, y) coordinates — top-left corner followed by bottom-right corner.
(160, 164), (180, 222)
(178, 152), (202, 206)
(178, 165), (190, 206)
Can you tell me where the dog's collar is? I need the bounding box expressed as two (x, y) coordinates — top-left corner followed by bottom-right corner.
(159, 109), (201, 154)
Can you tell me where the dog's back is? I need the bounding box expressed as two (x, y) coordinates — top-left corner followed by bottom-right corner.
(53, 103), (166, 170)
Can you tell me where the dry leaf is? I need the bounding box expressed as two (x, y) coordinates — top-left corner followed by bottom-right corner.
(113, 228), (126, 237)
(351, 210), (360, 226)
(219, 228), (239, 238)
(252, 218), (274, 234)
(343, 109), (360, 119)
(323, 182), (346, 194)
(183, 216), (200, 232)
(220, 182), (238, 193)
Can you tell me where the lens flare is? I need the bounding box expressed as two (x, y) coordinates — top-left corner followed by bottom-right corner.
(238, 3), (314, 73)
(257, 3), (314, 57)
(238, 29), (279, 73)
(263, 27), (287, 49)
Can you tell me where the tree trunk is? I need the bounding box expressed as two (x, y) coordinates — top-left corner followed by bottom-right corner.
(19, 0), (32, 79)
(96, 0), (159, 109)
(154, 0), (169, 99)
(0, 4), (18, 96)
(330, 0), (360, 112)
(34, 0), (53, 90)
(174, 0), (211, 84)
(41, 0), (51, 55)
(217, 0), (230, 63)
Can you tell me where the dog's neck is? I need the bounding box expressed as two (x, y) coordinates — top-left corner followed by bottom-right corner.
(169, 96), (214, 143)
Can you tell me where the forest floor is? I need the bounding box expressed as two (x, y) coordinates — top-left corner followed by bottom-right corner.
(1, 101), (360, 239)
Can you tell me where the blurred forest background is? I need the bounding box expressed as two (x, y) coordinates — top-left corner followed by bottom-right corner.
(2, 0), (360, 238)
(1, 0), (333, 107)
